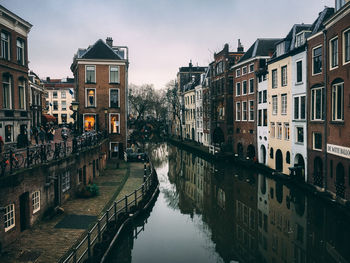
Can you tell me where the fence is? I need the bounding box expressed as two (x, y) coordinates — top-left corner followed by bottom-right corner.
(60, 161), (158, 263)
(1, 131), (106, 176)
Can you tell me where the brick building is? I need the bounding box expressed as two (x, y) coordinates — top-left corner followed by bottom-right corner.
(232, 38), (280, 160)
(0, 5), (32, 146)
(71, 37), (128, 158)
(210, 42), (244, 151)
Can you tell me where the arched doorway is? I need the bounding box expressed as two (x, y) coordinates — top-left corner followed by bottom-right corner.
(260, 145), (267, 164)
(336, 162), (345, 198)
(237, 143), (243, 157)
(212, 127), (225, 145)
(275, 149), (283, 172)
(294, 154), (305, 180)
(313, 157), (323, 187)
(247, 145), (255, 160)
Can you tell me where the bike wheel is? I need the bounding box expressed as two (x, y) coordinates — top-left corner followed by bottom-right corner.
(14, 153), (24, 168)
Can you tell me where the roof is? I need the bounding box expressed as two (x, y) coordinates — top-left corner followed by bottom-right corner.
(0, 5), (32, 29)
(238, 38), (282, 63)
(310, 7), (334, 34)
(76, 39), (123, 60)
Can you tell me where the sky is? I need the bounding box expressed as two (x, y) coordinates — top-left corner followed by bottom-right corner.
(1, 0), (334, 89)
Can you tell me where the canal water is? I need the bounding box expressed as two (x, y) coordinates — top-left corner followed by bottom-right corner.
(106, 143), (350, 263)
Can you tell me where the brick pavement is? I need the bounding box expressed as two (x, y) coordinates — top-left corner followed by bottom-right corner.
(0, 160), (145, 263)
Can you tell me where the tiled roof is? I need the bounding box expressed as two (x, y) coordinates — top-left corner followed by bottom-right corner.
(78, 39), (123, 60)
(238, 38), (282, 63)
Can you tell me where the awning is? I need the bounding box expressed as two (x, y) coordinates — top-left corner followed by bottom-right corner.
(42, 114), (56, 122)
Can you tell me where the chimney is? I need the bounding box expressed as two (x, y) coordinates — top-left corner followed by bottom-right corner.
(189, 60), (193, 68)
(46, 77), (50, 82)
(106, 37), (113, 47)
(237, 39), (244, 52)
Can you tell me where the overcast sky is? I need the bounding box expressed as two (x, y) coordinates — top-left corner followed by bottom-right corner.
(1, 0), (334, 89)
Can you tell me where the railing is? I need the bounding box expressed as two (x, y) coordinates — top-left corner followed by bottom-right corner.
(209, 145), (220, 155)
(0, 131), (106, 177)
(60, 161), (158, 263)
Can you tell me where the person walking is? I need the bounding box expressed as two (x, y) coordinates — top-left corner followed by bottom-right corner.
(33, 126), (39, 145)
(39, 126), (46, 144)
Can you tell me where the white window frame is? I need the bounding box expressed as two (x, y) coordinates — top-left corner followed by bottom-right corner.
(3, 75), (12, 109)
(85, 65), (96, 83)
(270, 122), (275, 138)
(296, 60), (303, 84)
(272, 69), (277, 89)
(272, 95), (278, 115)
(249, 100), (254, 121)
(18, 79), (26, 109)
(281, 94), (287, 115)
(242, 80), (247, 95)
(284, 123), (290, 141)
(277, 123), (282, 140)
(109, 65), (120, 83)
(343, 28), (350, 65)
(16, 38), (25, 65)
(242, 101), (247, 121)
(249, 78), (254, 94)
(313, 132), (322, 151)
(311, 87), (324, 121)
(1, 31), (10, 60)
(332, 82), (344, 121)
(249, 63), (254, 73)
(294, 95), (306, 120)
(4, 204), (15, 232)
(242, 66), (247, 75)
(53, 91), (57, 98)
(329, 36), (338, 70)
(236, 82), (241, 96)
(281, 66), (287, 86)
(312, 45), (322, 76)
(32, 191), (40, 214)
(62, 171), (71, 192)
(53, 101), (58, 111)
(61, 91), (66, 98)
(109, 113), (120, 134)
(236, 68), (241, 77)
(61, 100), (66, 111)
(109, 88), (120, 108)
(85, 88), (97, 107)
(295, 32), (305, 48)
(296, 126), (304, 144)
(236, 102), (241, 121)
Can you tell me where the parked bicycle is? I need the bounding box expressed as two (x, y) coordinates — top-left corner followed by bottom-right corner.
(2, 147), (25, 170)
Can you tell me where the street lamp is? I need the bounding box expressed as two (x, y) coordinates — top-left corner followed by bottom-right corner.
(71, 101), (79, 135)
(104, 108), (108, 136)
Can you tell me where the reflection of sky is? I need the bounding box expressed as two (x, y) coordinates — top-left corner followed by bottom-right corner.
(2, 0), (334, 89)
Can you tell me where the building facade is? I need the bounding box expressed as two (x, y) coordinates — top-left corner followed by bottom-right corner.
(195, 76), (204, 143)
(28, 71), (45, 128)
(0, 5), (32, 146)
(71, 37), (128, 158)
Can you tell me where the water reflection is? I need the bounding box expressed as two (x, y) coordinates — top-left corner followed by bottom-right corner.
(107, 144), (350, 263)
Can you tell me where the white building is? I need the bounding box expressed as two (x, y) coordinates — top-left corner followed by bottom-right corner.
(195, 75), (204, 144)
(257, 71), (268, 165)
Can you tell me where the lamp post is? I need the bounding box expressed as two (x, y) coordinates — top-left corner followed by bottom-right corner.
(104, 108), (108, 137)
(71, 101), (79, 136)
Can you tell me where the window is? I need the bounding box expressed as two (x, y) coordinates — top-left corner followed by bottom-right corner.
(272, 95), (278, 115)
(84, 114), (96, 131)
(270, 122), (275, 138)
(344, 29), (350, 64)
(1, 32), (10, 60)
(277, 123), (282, 139)
(16, 38), (25, 65)
(258, 91), (262, 103)
(110, 89), (119, 108)
(85, 65), (96, 83)
(53, 91), (57, 98)
(263, 109), (267, 126)
(5, 125), (12, 142)
(295, 32), (305, 48)
(86, 88), (96, 107)
(313, 132), (322, 150)
(110, 65), (120, 83)
(272, 69), (277, 89)
(236, 82), (241, 96)
(249, 63), (254, 73)
(311, 87), (324, 121)
(242, 101), (247, 121)
(296, 127), (304, 143)
(281, 94), (287, 115)
(276, 42), (285, 57)
(61, 91), (66, 98)
(236, 102), (241, 121)
(110, 113), (120, 133)
(312, 46), (322, 75)
(249, 78), (254, 94)
(281, 66), (287, 86)
(18, 79), (25, 109)
(53, 101), (58, 110)
(249, 100), (254, 121)
(62, 172), (70, 192)
(332, 82), (344, 121)
(330, 37), (338, 69)
(242, 80), (247, 95)
(4, 204), (15, 231)
(242, 66), (247, 75)
(3, 75), (12, 109)
(61, 101), (66, 111)
(61, 114), (67, 123)
(284, 123), (290, 140)
(236, 69), (241, 77)
(294, 96), (306, 120)
(32, 191), (40, 213)
(258, 109), (262, 126)
(296, 61), (302, 83)
(263, 90), (267, 103)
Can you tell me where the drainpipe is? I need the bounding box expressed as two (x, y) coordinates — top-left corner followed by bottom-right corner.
(322, 29), (328, 190)
(305, 44), (308, 183)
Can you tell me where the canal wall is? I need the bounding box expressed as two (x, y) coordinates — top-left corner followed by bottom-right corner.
(0, 139), (109, 251)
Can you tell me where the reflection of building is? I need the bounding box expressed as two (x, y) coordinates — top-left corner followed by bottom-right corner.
(71, 37), (128, 158)
(183, 80), (196, 140)
(0, 5), (32, 145)
(43, 77), (74, 125)
(257, 174), (269, 262)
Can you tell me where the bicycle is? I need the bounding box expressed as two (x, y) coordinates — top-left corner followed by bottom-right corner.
(3, 148), (25, 169)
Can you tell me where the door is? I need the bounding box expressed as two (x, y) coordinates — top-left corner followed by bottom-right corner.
(19, 192), (29, 231)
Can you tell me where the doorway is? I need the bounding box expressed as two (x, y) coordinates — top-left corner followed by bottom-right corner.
(19, 192), (29, 231)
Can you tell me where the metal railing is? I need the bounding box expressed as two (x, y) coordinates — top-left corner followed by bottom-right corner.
(61, 161), (157, 263)
(0, 131), (106, 176)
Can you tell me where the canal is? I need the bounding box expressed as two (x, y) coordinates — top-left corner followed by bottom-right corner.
(106, 143), (350, 263)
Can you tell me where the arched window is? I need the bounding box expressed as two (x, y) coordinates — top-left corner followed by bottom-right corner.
(270, 147), (274, 159)
(286, 151), (290, 164)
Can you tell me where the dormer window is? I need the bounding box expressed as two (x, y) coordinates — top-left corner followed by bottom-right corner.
(295, 32), (305, 48)
(276, 42), (285, 57)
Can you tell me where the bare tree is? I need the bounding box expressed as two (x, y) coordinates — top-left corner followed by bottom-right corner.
(165, 80), (183, 140)
(129, 83), (155, 121)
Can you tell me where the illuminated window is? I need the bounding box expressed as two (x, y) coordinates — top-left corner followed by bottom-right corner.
(32, 191), (40, 213)
(110, 114), (120, 133)
(86, 88), (96, 107)
(62, 172), (70, 192)
(84, 114), (96, 131)
(109, 89), (119, 108)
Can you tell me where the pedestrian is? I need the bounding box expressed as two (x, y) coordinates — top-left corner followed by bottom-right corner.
(39, 126), (45, 144)
(33, 126), (39, 145)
